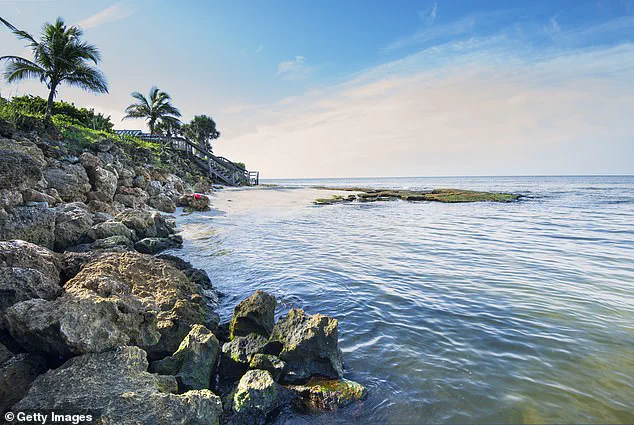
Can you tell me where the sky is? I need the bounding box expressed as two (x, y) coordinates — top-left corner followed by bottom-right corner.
(1, 0), (634, 178)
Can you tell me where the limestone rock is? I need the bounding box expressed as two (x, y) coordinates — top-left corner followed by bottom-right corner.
(0, 150), (42, 191)
(249, 354), (285, 381)
(0, 350), (48, 414)
(115, 209), (172, 240)
(44, 163), (91, 202)
(21, 189), (57, 206)
(149, 194), (176, 213)
(0, 189), (23, 210)
(286, 376), (366, 410)
(134, 235), (183, 255)
(230, 369), (288, 425)
(150, 324), (219, 391)
(114, 187), (149, 209)
(229, 291), (276, 340)
(266, 308), (344, 382)
(85, 220), (134, 242)
(53, 202), (93, 251)
(177, 194), (210, 212)
(0, 205), (56, 249)
(14, 346), (223, 425)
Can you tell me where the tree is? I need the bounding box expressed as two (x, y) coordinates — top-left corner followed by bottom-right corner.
(182, 115), (220, 151)
(123, 86), (181, 135)
(154, 119), (182, 153)
(0, 17), (108, 118)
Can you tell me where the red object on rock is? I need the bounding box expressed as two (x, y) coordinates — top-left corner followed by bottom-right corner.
(193, 193), (201, 199)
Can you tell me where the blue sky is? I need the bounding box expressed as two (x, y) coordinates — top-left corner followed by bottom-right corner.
(1, 1), (634, 177)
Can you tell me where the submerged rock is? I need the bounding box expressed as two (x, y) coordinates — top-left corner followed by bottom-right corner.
(14, 346), (223, 425)
(229, 291), (276, 339)
(150, 324), (219, 392)
(286, 376), (366, 410)
(266, 308), (344, 382)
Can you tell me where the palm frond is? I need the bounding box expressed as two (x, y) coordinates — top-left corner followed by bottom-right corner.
(64, 63), (108, 93)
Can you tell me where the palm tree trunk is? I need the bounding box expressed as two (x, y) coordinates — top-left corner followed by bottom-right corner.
(45, 83), (57, 119)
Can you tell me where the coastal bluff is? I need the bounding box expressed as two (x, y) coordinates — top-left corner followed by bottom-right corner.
(0, 118), (365, 424)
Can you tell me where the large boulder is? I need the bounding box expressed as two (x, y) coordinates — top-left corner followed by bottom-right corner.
(85, 220), (135, 242)
(0, 138), (46, 167)
(44, 163), (91, 202)
(265, 308), (344, 382)
(177, 194), (210, 212)
(150, 325), (220, 391)
(63, 252), (208, 358)
(220, 334), (268, 381)
(87, 167), (118, 202)
(0, 349), (48, 414)
(149, 194), (176, 213)
(229, 291), (276, 340)
(0, 150), (42, 191)
(286, 377), (366, 411)
(0, 205), (56, 249)
(134, 235), (183, 255)
(229, 369), (288, 425)
(115, 209), (173, 240)
(115, 187), (149, 209)
(53, 202), (93, 251)
(14, 346), (223, 425)
(249, 354), (285, 381)
(0, 240), (62, 328)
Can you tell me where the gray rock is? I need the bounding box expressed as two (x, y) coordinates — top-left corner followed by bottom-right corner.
(86, 220), (134, 242)
(249, 354), (285, 381)
(229, 369), (287, 425)
(87, 167), (118, 202)
(134, 235), (183, 255)
(150, 324), (220, 391)
(114, 187), (149, 209)
(14, 346), (223, 425)
(88, 235), (134, 251)
(53, 202), (94, 251)
(115, 209), (173, 240)
(21, 189), (57, 206)
(0, 150), (42, 191)
(0, 189), (23, 210)
(147, 180), (163, 197)
(0, 205), (56, 249)
(229, 291), (276, 340)
(149, 194), (176, 213)
(220, 334), (268, 381)
(0, 351), (48, 414)
(44, 163), (91, 202)
(79, 152), (101, 170)
(266, 308), (344, 382)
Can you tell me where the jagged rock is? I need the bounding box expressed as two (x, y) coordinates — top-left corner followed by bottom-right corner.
(286, 377), (366, 410)
(87, 167), (118, 202)
(0, 241), (62, 329)
(22, 188), (58, 206)
(266, 308), (344, 382)
(178, 194), (210, 211)
(14, 346), (223, 425)
(133, 175), (146, 188)
(87, 199), (114, 214)
(63, 252), (208, 358)
(44, 162), (91, 202)
(0, 137), (47, 167)
(147, 180), (163, 196)
(134, 235), (183, 255)
(53, 202), (93, 251)
(220, 334), (268, 381)
(95, 139), (113, 152)
(0, 150), (42, 191)
(0, 188), (23, 210)
(91, 211), (113, 224)
(229, 369), (288, 425)
(249, 354), (285, 381)
(229, 291), (276, 340)
(0, 205), (56, 248)
(0, 350), (48, 414)
(115, 187), (150, 209)
(156, 254), (214, 290)
(87, 235), (134, 251)
(115, 209), (173, 240)
(150, 325), (219, 391)
(117, 167), (135, 187)
(86, 220), (134, 242)
(149, 194), (176, 213)
(79, 151), (101, 170)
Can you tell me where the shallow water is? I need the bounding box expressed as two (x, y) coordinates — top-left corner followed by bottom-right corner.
(169, 176), (634, 424)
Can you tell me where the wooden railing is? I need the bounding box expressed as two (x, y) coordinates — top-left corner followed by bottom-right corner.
(136, 134), (259, 186)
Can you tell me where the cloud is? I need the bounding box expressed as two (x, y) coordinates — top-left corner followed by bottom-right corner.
(418, 2), (438, 25)
(77, 3), (132, 30)
(217, 20), (634, 178)
(544, 15), (561, 35)
(275, 56), (312, 80)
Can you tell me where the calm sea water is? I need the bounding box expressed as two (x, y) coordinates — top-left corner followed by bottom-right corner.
(169, 176), (634, 424)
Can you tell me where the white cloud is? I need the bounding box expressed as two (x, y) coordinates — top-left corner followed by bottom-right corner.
(77, 3), (132, 30)
(217, 36), (634, 178)
(544, 15), (561, 34)
(418, 2), (438, 25)
(275, 56), (312, 80)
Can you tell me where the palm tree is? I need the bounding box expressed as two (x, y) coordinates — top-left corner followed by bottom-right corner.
(123, 86), (181, 135)
(154, 119), (182, 153)
(0, 17), (108, 118)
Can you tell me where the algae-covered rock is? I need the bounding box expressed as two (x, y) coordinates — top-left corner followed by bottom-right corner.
(178, 194), (210, 212)
(229, 290), (276, 339)
(230, 369), (287, 424)
(150, 324), (220, 391)
(266, 308), (344, 382)
(313, 194), (356, 205)
(220, 334), (268, 381)
(286, 376), (366, 410)
(249, 354), (285, 381)
(14, 346), (223, 425)
(134, 235), (183, 255)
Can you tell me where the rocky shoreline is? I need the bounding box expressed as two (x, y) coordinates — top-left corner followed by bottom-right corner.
(0, 120), (365, 424)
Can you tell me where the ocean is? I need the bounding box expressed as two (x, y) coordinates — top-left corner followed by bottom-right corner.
(168, 176), (634, 424)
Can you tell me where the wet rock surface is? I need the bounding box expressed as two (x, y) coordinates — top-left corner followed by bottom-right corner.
(229, 290), (276, 339)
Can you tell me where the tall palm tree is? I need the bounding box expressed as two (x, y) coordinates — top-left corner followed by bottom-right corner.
(123, 86), (181, 135)
(0, 17), (108, 118)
